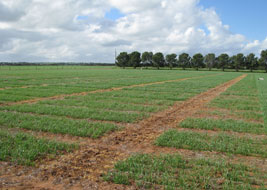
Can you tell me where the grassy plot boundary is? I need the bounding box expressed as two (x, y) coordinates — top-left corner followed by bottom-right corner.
(0, 111), (119, 138)
(0, 130), (76, 166)
(155, 130), (267, 157)
(179, 118), (266, 134)
(104, 154), (266, 190)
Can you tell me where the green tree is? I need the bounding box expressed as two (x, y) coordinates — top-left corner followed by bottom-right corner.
(218, 54), (229, 71)
(259, 49), (267, 72)
(229, 56), (235, 69)
(204, 53), (215, 71)
(234, 53), (245, 72)
(246, 53), (258, 72)
(141, 52), (153, 68)
(178, 53), (191, 70)
(165, 53), (177, 70)
(129, 51), (141, 69)
(116, 52), (129, 69)
(192, 53), (204, 71)
(152, 52), (165, 69)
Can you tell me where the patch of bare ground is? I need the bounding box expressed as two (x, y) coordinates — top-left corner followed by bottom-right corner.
(3, 74), (261, 190)
(1, 74), (220, 106)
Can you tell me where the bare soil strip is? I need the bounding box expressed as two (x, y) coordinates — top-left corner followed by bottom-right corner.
(1, 74), (253, 190)
(1, 74), (220, 106)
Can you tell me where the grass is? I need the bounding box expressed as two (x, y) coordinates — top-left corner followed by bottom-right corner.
(179, 118), (266, 134)
(0, 104), (147, 123)
(0, 68), (213, 103)
(104, 154), (266, 190)
(210, 75), (261, 112)
(155, 130), (267, 157)
(38, 98), (163, 113)
(0, 72), (240, 125)
(256, 74), (267, 129)
(203, 109), (264, 122)
(0, 111), (118, 138)
(0, 130), (76, 166)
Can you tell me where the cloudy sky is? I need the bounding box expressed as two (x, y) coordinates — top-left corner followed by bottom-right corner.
(0, 0), (266, 62)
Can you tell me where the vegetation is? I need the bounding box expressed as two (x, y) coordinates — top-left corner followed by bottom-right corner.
(257, 73), (267, 128)
(1, 67), (266, 190)
(210, 75), (261, 112)
(116, 49), (267, 72)
(0, 111), (118, 138)
(156, 130), (267, 157)
(0, 130), (75, 166)
(105, 154), (266, 189)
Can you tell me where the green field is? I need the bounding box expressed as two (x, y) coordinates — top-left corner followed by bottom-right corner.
(0, 66), (266, 189)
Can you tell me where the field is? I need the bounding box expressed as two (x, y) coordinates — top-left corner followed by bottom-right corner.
(0, 66), (266, 189)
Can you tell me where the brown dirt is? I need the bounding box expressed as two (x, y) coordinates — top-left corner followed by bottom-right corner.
(1, 74), (220, 106)
(3, 74), (263, 190)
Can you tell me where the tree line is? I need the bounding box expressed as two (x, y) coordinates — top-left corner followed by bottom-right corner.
(116, 50), (267, 72)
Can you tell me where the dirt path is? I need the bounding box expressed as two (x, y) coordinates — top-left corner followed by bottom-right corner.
(1, 74), (250, 190)
(1, 74), (220, 106)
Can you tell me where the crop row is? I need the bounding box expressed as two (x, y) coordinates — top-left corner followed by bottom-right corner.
(0, 130), (76, 166)
(104, 154), (266, 189)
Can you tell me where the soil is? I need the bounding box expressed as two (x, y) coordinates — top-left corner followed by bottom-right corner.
(2, 74), (266, 190)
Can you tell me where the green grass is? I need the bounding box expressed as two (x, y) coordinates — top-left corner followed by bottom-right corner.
(211, 99), (260, 111)
(210, 75), (261, 112)
(0, 72), (240, 125)
(257, 74), (267, 130)
(104, 154), (266, 190)
(0, 111), (118, 138)
(204, 110), (264, 122)
(0, 104), (147, 123)
(0, 68), (213, 103)
(0, 130), (76, 166)
(156, 130), (267, 157)
(38, 98), (163, 113)
(180, 118), (266, 134)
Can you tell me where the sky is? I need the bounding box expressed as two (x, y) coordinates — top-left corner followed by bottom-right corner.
(0, 0), (266, 63)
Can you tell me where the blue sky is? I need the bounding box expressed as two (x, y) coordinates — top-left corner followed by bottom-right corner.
(199, 0), (267, 41)
(105, 8), (125, 21)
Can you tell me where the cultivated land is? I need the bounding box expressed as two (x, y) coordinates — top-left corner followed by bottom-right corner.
(0, 66), (266, 190)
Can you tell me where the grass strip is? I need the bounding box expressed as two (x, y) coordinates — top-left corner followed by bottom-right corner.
(155, 130), (267, 157)
(0, 104), (147, 123)
(0, 111), (118, 138)
(104, 154), (266, 189)
(180, 118), (266, 134)
(0, 130), (76, 166)
(256, 74), (267, 131)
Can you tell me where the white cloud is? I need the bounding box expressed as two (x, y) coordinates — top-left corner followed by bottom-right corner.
(0, 0), (266, 62)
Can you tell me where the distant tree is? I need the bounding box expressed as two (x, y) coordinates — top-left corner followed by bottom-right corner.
(259, 49), (267, 72)
(129, 51), (141, 69)
(116, 52), (129, 68)
(152, 52), (165, 69)
(228, 56), (235, 69)
(218, 54), (229, 71)
(178, 53), (191, 70)
(246, 53), (258, 72)
(141, 52), (153, 68)
(192, 53), (204, 71)
(165, 53), (177, 69)
(204, 53), (216, 71)
(234, 53), (245, 72)
(214, 57), (219, 69)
